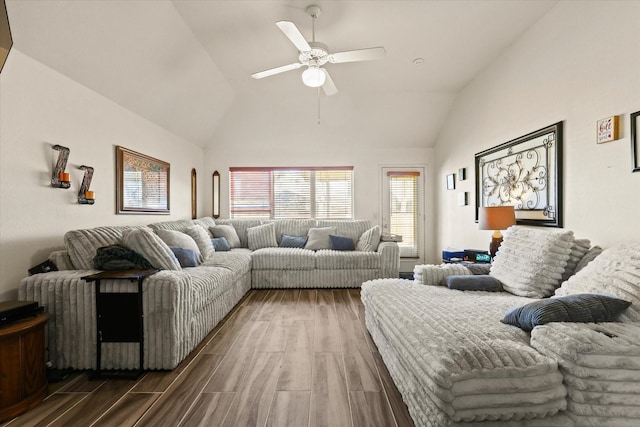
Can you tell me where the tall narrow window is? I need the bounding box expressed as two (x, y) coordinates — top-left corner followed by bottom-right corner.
(382, 168), (423, 260)
(230, 167), (353, 219)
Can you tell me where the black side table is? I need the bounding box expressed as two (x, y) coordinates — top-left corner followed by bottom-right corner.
(82, 269), (158, 379)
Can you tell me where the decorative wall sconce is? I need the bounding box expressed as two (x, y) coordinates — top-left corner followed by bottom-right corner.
(51, 144), (71, 188)
(212, 170), (220, 218)
(77, 165), (95, 204)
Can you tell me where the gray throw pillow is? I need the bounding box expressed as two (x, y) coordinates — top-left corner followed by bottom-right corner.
(501, 294), (632, 332)
(122, 228), (181, 270)
(280, 235), (308, 248)
(170, 247), (199, 268)
(210, 225), (241, 248)
(330, 235), (355, 251)
(156, 229), (202, 262)
(305, 227), (336, 250)
(184, 225), (215, 260)
(446, 275), (503, 292)
(356, 225), (381, 252)
(247, 223), (278, 250)
(211, 237), (231, 251)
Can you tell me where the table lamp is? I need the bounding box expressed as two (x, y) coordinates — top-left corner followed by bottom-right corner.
(478, 206), (516, 258)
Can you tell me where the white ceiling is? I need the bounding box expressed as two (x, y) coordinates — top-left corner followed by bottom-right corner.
(6, 0), (557, 148)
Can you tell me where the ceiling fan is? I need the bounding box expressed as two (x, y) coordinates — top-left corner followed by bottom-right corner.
(251, 4), (386, 96)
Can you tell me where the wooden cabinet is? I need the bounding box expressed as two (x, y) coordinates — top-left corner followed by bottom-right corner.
(0, 313), (49, 422)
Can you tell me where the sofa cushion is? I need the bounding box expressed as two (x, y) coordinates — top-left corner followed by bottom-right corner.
(211, 237), (231, 252)
(315, 250), (380, 270)
(280, 235), (308, 248)
(330, 235), (355, 251)
(170, 247), (200, 268)
(573, 245), (603, 274)
(251, 247), (315, 270)
(65, 225), (145, 270)
(356, 225), (381, 252)
(194, 216), (216, 229)
(305, 227), (336, 250)
(490, 226), (574, 298)
(200, 250), (252, 275)
(156, 229), (202, 262)
(561, 238), (591, 283)
(502, 294), (632, 332)
(122, 228), (181, 270)
(184, 225), (215, 259)
(210, 224), (242, 248)
(148, 219), (198, 233)
(555, 242), (640, 322)
(248, 223), (278, 250)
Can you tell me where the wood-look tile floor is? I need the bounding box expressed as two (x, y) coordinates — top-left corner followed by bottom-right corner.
(4, 289), (415, 427)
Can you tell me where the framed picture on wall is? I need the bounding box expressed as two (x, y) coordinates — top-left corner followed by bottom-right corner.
(475, 122), (563, 227)
(446, 173), (456, 190)
(116, 146), (170, 214)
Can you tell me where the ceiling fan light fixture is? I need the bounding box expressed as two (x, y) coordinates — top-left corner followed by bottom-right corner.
(302, 65), (326, 88)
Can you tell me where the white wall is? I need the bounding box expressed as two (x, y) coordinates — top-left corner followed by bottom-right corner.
(0, 50), (205, 299)
(435, 1), (640, 254)
(203, 116), (437, 267)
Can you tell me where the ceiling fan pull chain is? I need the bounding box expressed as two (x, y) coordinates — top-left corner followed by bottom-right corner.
(317, 87), (321, 125)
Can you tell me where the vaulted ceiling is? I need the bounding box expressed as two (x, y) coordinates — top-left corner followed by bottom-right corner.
(6, 0), (557, 148)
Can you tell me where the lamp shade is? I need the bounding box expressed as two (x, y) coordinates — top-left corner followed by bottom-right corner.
(478, 206), (516, 230)
(301, 66), (326, 88)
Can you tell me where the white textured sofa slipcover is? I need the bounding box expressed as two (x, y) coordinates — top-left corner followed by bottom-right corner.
(362, 228), (640, 426)
(19, 217), (399, 371)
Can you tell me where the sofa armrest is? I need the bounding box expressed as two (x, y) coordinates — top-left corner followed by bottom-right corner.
(377, 241), (399, 278)
(19, 269), (193, 370)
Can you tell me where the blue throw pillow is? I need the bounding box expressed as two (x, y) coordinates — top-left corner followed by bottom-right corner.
(501, 293), (632, 332)
(280, 235), (308, 248)
(211, 237), (231, 252)
(170, 247), (199, 268)
(446, 275), (503, 292)
(330, 235), (355, 251)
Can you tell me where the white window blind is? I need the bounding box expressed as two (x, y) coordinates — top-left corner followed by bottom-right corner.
(388, 171), (419, 257)
(230, 167), (353, 219)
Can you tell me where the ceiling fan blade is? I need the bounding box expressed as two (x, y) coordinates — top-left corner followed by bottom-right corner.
(276, 21), (311, 52)
(251, 62), (303, 79)
(322, 69), (338, 96)
(329, 47), (386, 64)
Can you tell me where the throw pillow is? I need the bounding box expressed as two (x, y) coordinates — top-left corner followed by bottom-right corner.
(122, 228), (181, 270)
(501, 294), (632, 332)
(330, 235), (355, 251)
(170, 247), (199, 268)
(247, 223), (278, 251)
(211, 237), (231, 252)
(413, 263), (471, 286)
(280, 234), (308, 248)
(490, 226), (574, 298)
(156, 229), (202, 262)
(93, 245), (153, 270)
(184, 225), (215, 260)
(305, 227), (336, 251)
(446, 275), (503, 292)
(210, 225), (241, 248)
(356, 225), (381, 252)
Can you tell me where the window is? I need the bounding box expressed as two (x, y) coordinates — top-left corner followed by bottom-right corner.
(230, 167), (353, 219)
(382, 168), (424, 260)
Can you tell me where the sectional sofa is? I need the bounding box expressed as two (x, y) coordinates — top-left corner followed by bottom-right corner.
(18, 217), (399, 370)
(362, 226), (640, 426)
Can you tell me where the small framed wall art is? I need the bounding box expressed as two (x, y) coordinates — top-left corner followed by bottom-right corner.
(632, 110), (640, 172)
(596, 115), (619, 144)
(446, 173), (456, 190)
